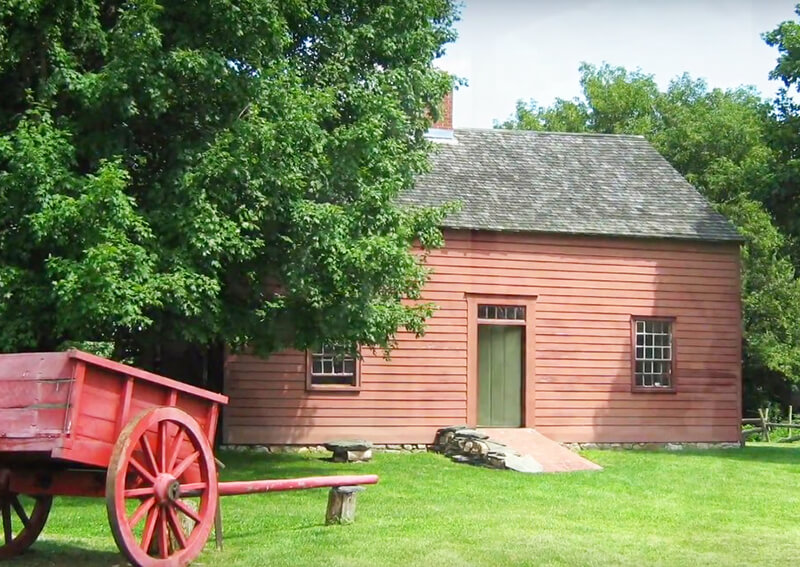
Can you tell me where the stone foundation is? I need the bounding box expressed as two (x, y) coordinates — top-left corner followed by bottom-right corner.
(376, 444), (430, 452)
(563, 441), (742, 451)
(220, 440), (743, 454)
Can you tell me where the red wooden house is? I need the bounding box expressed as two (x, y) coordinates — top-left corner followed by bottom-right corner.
(223, 115), (743, 447)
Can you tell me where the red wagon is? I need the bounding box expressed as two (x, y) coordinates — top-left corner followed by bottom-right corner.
(0, 350), (377, 566)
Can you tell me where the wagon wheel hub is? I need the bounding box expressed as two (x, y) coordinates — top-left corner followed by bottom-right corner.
(152, 474), (181, 505)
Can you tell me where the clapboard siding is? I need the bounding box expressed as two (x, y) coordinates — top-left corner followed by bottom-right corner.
(223, 229), (741, 445)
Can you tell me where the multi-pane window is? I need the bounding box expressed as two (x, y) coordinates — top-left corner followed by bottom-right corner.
(478, 304), (526, 321)
(634, 319), (673, 389)
(308, 344), (358, 388)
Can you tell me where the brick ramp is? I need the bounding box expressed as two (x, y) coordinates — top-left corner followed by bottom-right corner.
(477, 428), (602, 473)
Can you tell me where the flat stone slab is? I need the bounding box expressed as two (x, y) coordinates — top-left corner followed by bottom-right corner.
(324, 440), (373, 452)
(503, 454), (544, 474)
(452, 428), (489, 440)
(483, 440), (509, 452)
(436, 425), (469, 435)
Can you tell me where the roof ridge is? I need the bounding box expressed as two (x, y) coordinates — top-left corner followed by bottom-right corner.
(457, 127), (646, 140)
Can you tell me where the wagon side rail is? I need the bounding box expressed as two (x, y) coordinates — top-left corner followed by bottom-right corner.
(51, 350), (228, 469)
(0, 352), (77, 453)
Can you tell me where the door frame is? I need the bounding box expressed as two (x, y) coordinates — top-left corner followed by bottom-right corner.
(466, 293), (537, 428)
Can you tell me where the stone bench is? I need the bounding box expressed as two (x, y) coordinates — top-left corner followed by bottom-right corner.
(324, 440), (373, 462)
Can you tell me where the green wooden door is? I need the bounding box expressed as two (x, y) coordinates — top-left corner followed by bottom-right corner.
(478, 325), (523, 427)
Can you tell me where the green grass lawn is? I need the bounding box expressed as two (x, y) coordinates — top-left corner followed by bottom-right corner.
(10, 444), (800, 566)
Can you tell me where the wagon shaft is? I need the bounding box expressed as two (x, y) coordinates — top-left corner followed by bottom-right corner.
(206, 474), (379, 498)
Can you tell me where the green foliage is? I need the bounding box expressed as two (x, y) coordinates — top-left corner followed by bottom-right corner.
(499, 62), (800, 409)
(498, 98), (589, 132)
(763, 5), (800, 90)
(762, 7), (800, 262)
(0, 1), (459, 359)
(718, 197), (800, 383)
(497, 64), (659, 134)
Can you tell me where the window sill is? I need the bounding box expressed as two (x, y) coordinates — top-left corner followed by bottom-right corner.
(305, 383), (361, 393)
(631, 386), (677, 394)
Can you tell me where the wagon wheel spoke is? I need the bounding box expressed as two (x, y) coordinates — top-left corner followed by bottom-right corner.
(140, 506), (159, 553)
(124, 486), (155, 499)
(10, 496), (30, 529)
(166, 506), (188, 549)
(158, 421), (168, 473)
(128, 497), (155, 528)
(140, 434), (159, 475)
(165, 428), (186, 475)
(2, 501), (12, 545)
(173, 498), (201, 524)
(128, 456), (156, 485)
(158, 509), (169, 558)
(0, 491), (53, 559)
(171, 451), (200, 480)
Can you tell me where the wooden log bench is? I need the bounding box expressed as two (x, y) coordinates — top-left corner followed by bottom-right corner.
(212, 481), (373, 546)
(211, 458), (373, 549)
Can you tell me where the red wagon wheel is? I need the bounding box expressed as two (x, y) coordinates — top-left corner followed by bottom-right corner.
(0, 470), (52, 559)
(106, 407), (218, 567)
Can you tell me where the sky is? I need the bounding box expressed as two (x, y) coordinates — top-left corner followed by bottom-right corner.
(437, 0), (800, 128)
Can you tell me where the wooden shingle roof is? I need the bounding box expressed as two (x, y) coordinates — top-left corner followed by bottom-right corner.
(403, 128), (742, 242)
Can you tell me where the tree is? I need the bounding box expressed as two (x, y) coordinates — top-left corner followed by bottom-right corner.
(0, 1), (459, 372)
(763, 6), (800, 262)
(499, 63), (800, 411)
(718, 197), (800, 408)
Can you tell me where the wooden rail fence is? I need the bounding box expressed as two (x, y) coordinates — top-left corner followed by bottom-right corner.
(742, 407), (800, 443)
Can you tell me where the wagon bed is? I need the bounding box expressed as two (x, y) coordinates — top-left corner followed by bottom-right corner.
(0, 350), (226, 469)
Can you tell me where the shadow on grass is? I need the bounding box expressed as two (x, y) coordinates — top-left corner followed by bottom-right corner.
(223, 521), (325, 541)
(217, 452), (376, 481)
(6, 543), (122, 567)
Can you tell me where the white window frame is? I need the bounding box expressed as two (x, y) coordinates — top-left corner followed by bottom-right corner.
(632, 317), (676, 392)
(306, 344), (359, 391)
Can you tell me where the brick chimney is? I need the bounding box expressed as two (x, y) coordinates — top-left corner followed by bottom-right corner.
(431, 91), (453, 130)
(426, 90), (455, 142)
